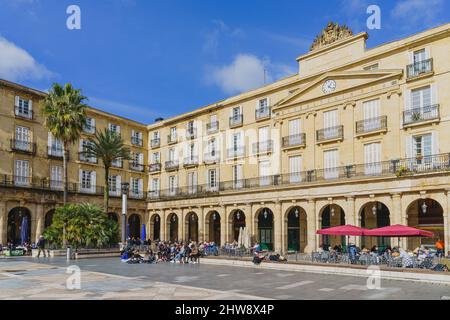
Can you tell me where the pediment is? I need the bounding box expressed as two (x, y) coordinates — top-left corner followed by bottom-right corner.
(274, 69), (403, 110)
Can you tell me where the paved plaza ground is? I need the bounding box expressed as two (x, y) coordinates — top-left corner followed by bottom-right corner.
(0, 256), (449, 300)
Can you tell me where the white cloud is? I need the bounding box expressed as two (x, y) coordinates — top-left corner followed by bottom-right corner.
(391, 0), (444, 27)
(208, 54), (296, 95)
(203, 20), (244, 55)
(0, 36), (52, 82)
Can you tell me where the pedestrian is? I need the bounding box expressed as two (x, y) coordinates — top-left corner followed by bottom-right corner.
(36, 235), (46, 258)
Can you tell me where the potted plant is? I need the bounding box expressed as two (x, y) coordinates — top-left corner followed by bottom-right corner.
(395, 166), (408, 177)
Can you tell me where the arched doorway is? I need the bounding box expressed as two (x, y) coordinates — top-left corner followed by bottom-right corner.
(45, 209), (55, 229)
(231, 210), (245, 242)
(168, 213), (178, 242)
(407, 198), (444, 249)
(360, 202), (390, 249)
(258, 208), (274, 251)
(286, 206), (307, 252)
(128, 214), (141, 239)
(207, 211), (221, 245)
(7, 207), (32, 245)
(186, 212), (198, 242)
(151, 214), (161, 241)
(321, 204), (345, 247)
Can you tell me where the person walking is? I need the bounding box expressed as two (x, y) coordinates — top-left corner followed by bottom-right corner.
(36, 235), (46, 258)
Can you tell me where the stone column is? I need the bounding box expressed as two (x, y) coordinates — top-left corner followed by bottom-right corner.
(0, 201), (7, 244)
(304, 199), (316, 253)
(179, 210), (184, 242)
(445, 190), (450, 255)
(274, 201), (282, 253)
(220, 206), (227, 246)
(391, 193), (403, 247)
(199, 207), (205, 243)
(346, 196), (358, 246)
(35, 204), (44, 243)
(315, 201), (321, 250)
(244, 203), (253, 243)
(161, 210), (167, 241)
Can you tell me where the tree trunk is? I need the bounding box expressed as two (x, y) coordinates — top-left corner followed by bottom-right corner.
(104, 166), (109, 213)
(63, 143), (69, 204)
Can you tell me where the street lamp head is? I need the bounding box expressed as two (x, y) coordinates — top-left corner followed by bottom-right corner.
(121, 182), (130, 194)
(421, 201), (428, 214)
(372, 203), (377, 216)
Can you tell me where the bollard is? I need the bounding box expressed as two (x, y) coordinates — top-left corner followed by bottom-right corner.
(66, 246), (72, 261)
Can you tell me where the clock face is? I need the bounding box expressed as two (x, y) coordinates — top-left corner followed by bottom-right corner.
(322, 80), (336, 94)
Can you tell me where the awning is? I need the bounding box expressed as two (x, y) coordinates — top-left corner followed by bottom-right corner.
(364, 224), (434, 238)
(316, 225), (368, 236)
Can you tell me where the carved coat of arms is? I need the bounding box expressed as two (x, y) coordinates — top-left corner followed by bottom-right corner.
(310, 22), (354, 51)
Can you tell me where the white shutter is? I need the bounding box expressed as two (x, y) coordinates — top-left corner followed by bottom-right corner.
(48, 132), (53, 148)
(432, 131), (439, 156)
(424, 47), (430, 60)
(91, 171), (96, 193)
(79, 169), (83, 186)
(431, 84), (438, 106)
(138, 179), (143, 195)
(29, 100), (33, 112)
(363, 99), (380, 119)
(117, 175), (122, 193)
(406, 136), (413, 158)
(289, 119), (301, 136)
(404, 88), (411, 110)
(79, 139), (84, 152)
(91, 118), (96, 130)
(15, 96), (20, 107)
(409, 51), (414, 64)
(131, 129), (135, 138)
(138, 153), (144, 165)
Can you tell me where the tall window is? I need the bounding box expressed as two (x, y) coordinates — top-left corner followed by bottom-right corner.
(169, 148), (176, 161)
(232, 164), (243, 189)
(169, 175), (177, 195)
(108, 123), (121, 135)
(324, 149), (338, 179)
(80, 170), (96, 193)
(259, 159), (271, 186)
(109, 175), (121, 196)
(130, 177), (143, 197)
(170, 127), (177, 141)
(151, 178), (160, 197)
(289, 156), (302, 183)
(15, 96), (32, 118)
(152, 152), (160, 164)
(83, 117), (95, 133)
(363, 99), (381, 131)
(14, 160), (29, 186)
(15, 126), (30, 150)
(413, 48), (427, 64)
(259, 98), (269, 109)
(364, 143), (381, 175)
(187, 171), (197, 194)
(289, 119), (301, 136)
(50, 165), (63, 189)
(323, 109), (338, 139)
(208, 169), (218, 191)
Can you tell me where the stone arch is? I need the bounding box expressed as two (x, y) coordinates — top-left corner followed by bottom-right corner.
(284, 205), (307, 253)
(406, 198), (444, 249)
(185, 211), (199, 242)
(319, 204), (346, 248)
(166, 212), (179, 242)
(128, 214), (141, 239)
(358, 201), (391, 249)
(205, 210), (221, 245)
(256, 207), (274, 251)
(150, 213), (161, 241)
(229, 209), (246, 242)
(7, 207), (32, 245)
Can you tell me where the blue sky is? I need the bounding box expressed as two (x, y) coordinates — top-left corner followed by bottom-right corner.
(0, 0), (449, 123)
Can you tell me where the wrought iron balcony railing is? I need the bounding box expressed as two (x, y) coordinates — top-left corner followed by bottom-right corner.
(282, 133), (306, 148)
(403, 105), (440, 126)
(227, 146), (245, 158)
(252, 140), (274, 154)
(229, 114), (243, 127)
(165, 160), (179, 171)
(129, 161), (145, 172)
(11, 139), (36, 155)
(356, 116), (387, 135)
(183, 156), (199, 167)
(316, 125), (344, 143)
(407, 58), (433, 79)
(206, 121), (219, 134)
(14, 106), (33, 120)
(82, 124), (96, 134)
(131, 136), (143, 147)
(167, 134), (178, 144)
(47, 146), (65, 159)
(186, 128), (197, 139)
(149, 163), (162, 173)
(151, 138), (160, 148)
(204, 152), (220, 164)
(255, 107), (271, 120)
(78, 152), (98, 164)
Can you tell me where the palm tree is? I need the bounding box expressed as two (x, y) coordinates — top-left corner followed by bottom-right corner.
(43, 83), (88, 204)
(83, 129), (131, 212)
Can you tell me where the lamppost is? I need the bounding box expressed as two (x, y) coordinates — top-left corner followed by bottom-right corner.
(121, 182), (129, 246)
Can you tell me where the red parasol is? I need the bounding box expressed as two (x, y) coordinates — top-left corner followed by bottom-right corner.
(364, 224), (434, 238)
(316, 225), (369, 236)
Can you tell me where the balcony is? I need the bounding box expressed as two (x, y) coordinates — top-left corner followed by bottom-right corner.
(151, 138), (160, 148)
(184, 156), (199, 168)
(227, 146), (245, 159)
(255, 107), (271, 121)
(131, 136), (143, 147)
(149, 163), (162, 173)
(316, 125), (344, 143)
(78, 152), (98, 164)
(14, 106), (33, 120)
(129, 191), (145, 200)
(129, 161), (145, 172)
(167, 134), (178, 144)
(10, 139), (36, 155)
(282, 134), (306, 149)
(206, 121), (219, 134)
(356, 116), (388, 136)
(165, 160), (179, 171)
(407, 58), (433, 79)
(111, 159), (123, 169)
(186, 128), (197, 139)
(229, 114), (243, 128)
(148, 190), (160, 200)
(403, 105), (440, 127)
(252, 140), (274, 155)
(47, 146), (65, 160)
(83, 124), (96, 135)
(204, 152), (220, 165)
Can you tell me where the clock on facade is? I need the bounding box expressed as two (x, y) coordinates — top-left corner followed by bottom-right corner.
(322, 79), (336, 94)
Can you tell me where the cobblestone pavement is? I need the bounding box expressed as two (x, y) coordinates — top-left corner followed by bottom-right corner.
(0, 257), (449, 300)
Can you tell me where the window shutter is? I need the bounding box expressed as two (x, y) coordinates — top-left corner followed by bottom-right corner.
(91, 118), (96, 129)
(15, 96), (20, 107)
(425, 47), (430, 60)
(406, 136), (413, 158)
(432, 131), (439, 156)
(48, 132), (53, 147)
(404, 88), (411, 110)
(91, 171), (96, 193)
(430, 84), (438, 106)
(117, 175), (122, 192)
(79, 139), (84, 152)
(79, 169), (83, 187)
(131, 129), (135, 138)
(138, 179), (143, 194)
(408, 51), (414, 64)
(28, 100), (33, 112)
(117, 125), (121, 134)
(139, 153), (144, 165)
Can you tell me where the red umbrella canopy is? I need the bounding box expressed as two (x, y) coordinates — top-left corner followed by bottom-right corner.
(364, 224), (434, 238)
(316, 225), (368, 236)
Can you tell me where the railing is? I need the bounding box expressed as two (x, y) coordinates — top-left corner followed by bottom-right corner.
(14, 106), (33, 120)
(255, 107), (271, 120)
(10, 139), (36, 155)
(129, 191), (146, 200)
(78, 152), (98, 164)
(206, 121), (219, 134)
(316, 125), (344, 142)
(148, 190), (160, 200)
(147, 153), (450, 201)
(167, 134), (177, 144)
(151, 138), (160, 148)
(356, 116), (387, 134)
(183, 156), (199, 167)
(131, 136), (143, 147)
(204, 153), (220, 164)
(149, 163), (162, 173)
(403, 105), (440, 126)
(83, 124), (95, 134)
(229, 114), (243, 127)
(165, 160), (179, 171)
(227, 146), (245, 158)
(252, 140), (273, 154)
(186, 128), (197, 139)
(111, 159), (123, 168)
(407, 58), (433, 79)
(282, 133), (306, 148)
(129, 162), (145, 172)
(47, 146), (64, 159)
